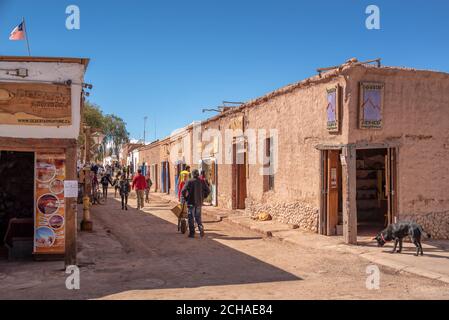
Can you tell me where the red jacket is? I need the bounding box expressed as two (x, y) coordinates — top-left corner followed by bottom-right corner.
(132, 174), (147, 190)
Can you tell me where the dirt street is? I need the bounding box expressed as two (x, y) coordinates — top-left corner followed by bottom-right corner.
(1, 194), (448, 300)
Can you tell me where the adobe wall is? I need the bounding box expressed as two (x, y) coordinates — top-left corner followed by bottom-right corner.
(244, 76), (349, 231)
(346, 66), (449, 238)
(139, 143), (160, 192)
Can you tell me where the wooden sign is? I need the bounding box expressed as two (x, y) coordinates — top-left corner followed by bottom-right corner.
(359, 82), (384, 129)
(0, 83), (72, 126)
(229, 116), (244, 131)
(326, 85), (340, 132)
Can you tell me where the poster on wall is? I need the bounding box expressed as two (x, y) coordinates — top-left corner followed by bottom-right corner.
(34, 153), (66, 254)
(326, 85), (340, 132)
(359, 82), (384, 129)
(0, 83), (72, 126)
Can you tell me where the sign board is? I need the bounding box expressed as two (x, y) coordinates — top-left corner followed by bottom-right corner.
(359, 82), (384, 129)
(34, 153), (66, 254)
(64, 180), (79, 198)
(0, 83), (72, 126)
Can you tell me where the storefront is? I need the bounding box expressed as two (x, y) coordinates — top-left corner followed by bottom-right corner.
(0, 56), (89, 263)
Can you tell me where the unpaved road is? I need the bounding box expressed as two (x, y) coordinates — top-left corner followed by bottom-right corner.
(1, 194), (448, 300)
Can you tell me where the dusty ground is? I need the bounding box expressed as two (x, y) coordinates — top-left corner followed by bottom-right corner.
(0, 194), (448, 300)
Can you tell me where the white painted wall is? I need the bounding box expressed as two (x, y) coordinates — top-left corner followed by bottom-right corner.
(0, 61), (86, 139)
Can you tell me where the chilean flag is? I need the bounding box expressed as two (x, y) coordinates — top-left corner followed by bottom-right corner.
(9, 22), (25, 40)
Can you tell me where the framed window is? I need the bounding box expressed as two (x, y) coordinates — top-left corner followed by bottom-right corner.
(359, 82), (384, 129)
(326, 85), (341, 133)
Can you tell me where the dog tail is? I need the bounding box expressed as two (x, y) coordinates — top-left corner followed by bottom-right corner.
(419, 226), (431, 239)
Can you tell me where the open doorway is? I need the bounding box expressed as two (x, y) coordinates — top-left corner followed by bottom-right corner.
(356, 148), (394, 237)
(0, 151), (35, 259)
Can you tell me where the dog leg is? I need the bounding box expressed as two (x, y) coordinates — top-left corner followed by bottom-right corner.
(418, 241), (424, 256)
(392, 238), (398, 253)
(413, 240), (420, 256)
(398, 238), (403, 253)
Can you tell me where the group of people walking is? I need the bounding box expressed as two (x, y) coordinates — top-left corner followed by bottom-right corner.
(84, 162), (210, 239)
(91, 167), (152, 211)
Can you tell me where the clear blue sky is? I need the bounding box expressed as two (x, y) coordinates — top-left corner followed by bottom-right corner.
(1, 0), (448, 141)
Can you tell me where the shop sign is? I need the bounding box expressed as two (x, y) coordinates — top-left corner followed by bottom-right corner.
(359, 82), (384, 129)
(34, 153), (66, 254)
(0, 83), (71, 126)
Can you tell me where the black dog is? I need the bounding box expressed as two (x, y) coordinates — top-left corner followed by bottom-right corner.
(374, 222), (431, 256)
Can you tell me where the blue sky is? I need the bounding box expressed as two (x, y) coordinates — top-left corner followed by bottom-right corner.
(1, 0), (449, 141)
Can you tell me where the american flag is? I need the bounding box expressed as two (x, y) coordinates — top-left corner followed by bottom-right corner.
(9, 22), (25, 41)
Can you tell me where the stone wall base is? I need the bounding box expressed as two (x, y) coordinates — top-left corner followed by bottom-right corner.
(246, 200), (319, 232)
(400, 211), (449, 240)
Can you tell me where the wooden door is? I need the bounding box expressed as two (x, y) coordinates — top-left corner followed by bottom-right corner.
(232, 143), (247, 210)
(327, 150), (340, 235)
(385, 148), (397, 225)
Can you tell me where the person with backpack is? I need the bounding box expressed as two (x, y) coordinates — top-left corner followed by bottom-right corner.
(100, 173), (114, 202)
(181, 169), (210, 238)
(118, 174), (131, 211)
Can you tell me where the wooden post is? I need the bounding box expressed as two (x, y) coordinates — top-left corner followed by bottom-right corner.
(65, 143), (78, 266)
(342, 145), (358, 244)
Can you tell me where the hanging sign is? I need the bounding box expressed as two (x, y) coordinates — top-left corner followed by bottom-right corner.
(34, 153), (66, 254)
(359, 82), (384, 129)
(0, 83), (72, 126)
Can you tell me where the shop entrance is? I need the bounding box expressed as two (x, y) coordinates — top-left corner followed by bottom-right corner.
(0, 151), (35, 259)
(200, 158), (218, 206)
(356, 148), (397, 237)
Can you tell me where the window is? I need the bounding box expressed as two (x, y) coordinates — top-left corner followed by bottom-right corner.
(263, 137), (274, 192)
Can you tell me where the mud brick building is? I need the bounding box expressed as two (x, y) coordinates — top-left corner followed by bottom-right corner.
(139, 59), (449, 242)
(0, 56), (89, 263)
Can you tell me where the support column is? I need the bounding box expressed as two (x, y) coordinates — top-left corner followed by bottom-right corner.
(65, 143), (78, 266)
(342, 144), (357, 244)
(81, 126), (93, 231)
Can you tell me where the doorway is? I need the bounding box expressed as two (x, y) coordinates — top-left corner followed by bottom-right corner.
(160, 161), (170, 194)
(320, 150), (343, 236)
(200, 158), (218, 206)
(356, 148), (397, 237)
(0, 151), (35, 259)
(232, 141), (247, 210)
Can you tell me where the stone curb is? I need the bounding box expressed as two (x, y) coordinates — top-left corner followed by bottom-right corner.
(154, 194), (449, 285)
(212, 212), (449, 285)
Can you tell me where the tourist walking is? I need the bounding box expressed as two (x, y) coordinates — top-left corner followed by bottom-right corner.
(145, 172), (153, 204)
(132, 169), (147, 210)
(181, 169), (210, 238)
(177, 166), (190, 201)
(119, 174), (130, 211)
(100, 173), (114, 202)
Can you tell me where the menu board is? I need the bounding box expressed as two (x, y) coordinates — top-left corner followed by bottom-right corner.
(34, 153), (66, 254)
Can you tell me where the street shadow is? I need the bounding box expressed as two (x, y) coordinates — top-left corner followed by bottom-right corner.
(0, 197), (301, 299)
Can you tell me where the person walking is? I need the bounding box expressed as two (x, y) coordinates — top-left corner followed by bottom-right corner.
(100, 173), (114, 202)
(132, 169), (147, 210)
(177, 166), (190, 201)
(118, 174), (131, 210)
(113, 171), (122, 198)
(181, 169), (210, 238)
(145, 172), (153, 204)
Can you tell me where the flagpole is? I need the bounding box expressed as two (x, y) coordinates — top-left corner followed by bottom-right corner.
(22, 17), (31, 56)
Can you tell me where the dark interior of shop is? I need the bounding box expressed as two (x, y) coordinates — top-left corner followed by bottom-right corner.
(356, 148), (388, 236)
(0, 151), (35, 259)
